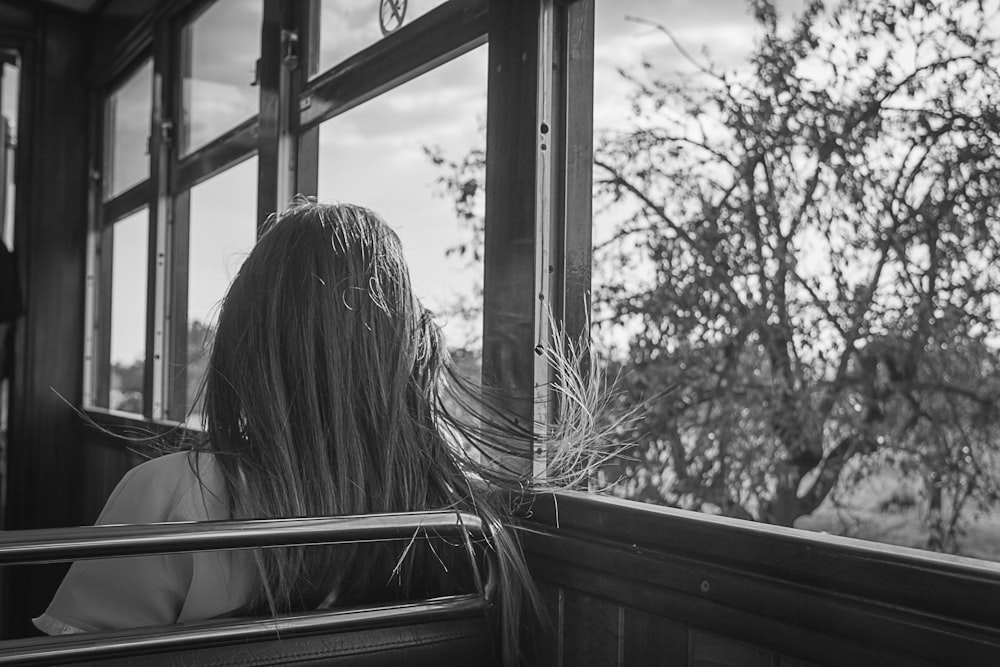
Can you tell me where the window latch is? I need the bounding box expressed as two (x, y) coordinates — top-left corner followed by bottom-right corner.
(160, 120), (174, 147)
(281, 30), (299, 71)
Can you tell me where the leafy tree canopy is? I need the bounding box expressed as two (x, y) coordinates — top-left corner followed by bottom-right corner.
(434, 0), (1000, 551)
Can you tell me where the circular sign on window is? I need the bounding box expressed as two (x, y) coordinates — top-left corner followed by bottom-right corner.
(379, 0), (408, 36)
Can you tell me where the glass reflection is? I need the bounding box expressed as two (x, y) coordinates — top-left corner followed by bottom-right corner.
(180, 0), (263, 155)
(317, 46), (486, 353)
(185, 156), (258, 416)
(110, 208), (149, 414)
(311, 0), (449, 77)
(104, 60), (152, 200)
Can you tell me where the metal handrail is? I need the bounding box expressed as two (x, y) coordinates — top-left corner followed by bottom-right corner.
(0, 511), (498, 665)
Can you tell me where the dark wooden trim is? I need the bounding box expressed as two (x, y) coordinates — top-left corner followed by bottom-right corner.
(87, 0), (200, 90)
(92, 34), (150, 93)
(3, 3), (90, 637)
(93, 30), (150, 92)
(92, 33), (154, 95)
(83, 81), (101, 410)
(93, 223), (113, 409)
(304, 0), (319, 78)
(101, 179), (152, 224)
(256, 0), (301, 228)
(147, 16), (174, 420)
(166, 187), (190, 422)
(0, 24), (34, 640)
(0, 1), (35, 32)
(520, 492), (1000, 665)
(298, 0), (487, 131)
(256, 0), (282, 227)
(294, 0), (317, 196)
(173, 0), (192, 162)
(295, 123), (318, 198)
(526, 540), (932, 667)
(526, 491), (1000, 621)
(173, 118), (258, 192)
(555, 0), (593, 344)
(481, 0), (541, 475)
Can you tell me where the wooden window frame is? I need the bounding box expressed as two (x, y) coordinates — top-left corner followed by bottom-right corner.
(83, 0), (596, 479)
(86, 53), (156, 415)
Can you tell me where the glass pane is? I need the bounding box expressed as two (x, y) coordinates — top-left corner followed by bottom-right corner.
(185, 156), (258, 418)
(104, 60), (152, 200)
(180, 0), (263, 155)
(110, 208), (149, 414)
(590, 0), (1000, 562)
(311, 0), (449, 77)
(1, 58), (17, 248)
(317, 46), (486, 355)
(1, 56), (19, 506)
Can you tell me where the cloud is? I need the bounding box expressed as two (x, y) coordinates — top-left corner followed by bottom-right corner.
(187, 1), (262, 84)
(315, 0), (453, 74)
(317, 45), (486, 148)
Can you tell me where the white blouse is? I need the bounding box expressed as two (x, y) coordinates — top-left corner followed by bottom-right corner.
(33, 451), (254, 635)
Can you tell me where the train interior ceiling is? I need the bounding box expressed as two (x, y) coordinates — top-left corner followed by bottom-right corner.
(1, 0), (999, 664)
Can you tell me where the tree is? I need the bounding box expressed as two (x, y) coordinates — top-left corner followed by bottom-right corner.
(110, 319), (216, 418)
(111, 358), (144, 413)
(433, 0), (1000, 550)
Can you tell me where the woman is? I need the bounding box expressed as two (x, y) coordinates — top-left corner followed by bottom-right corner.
(34, 202), (561, 665)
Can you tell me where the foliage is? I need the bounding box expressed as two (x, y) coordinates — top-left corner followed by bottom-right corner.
(592, 0), (1000, 547)
(111, 319), (215, 418)
(432, 0), (1000, 552)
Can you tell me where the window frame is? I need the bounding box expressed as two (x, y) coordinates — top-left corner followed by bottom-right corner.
(167, 1), (265, 421)
(86, 53), (156, 415)
(84, 0), (596, 475)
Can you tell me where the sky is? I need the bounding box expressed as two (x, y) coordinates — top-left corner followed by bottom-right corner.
(316, 44), (487, 347)
(314, 0), (450, 75)
(106, 60), (152, 199)
(92, 0), (812, 365)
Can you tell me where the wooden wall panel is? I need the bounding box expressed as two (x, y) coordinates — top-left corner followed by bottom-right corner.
(531, 581), (562, 667)
(623, 606), (688, 666)
(521, 491), (1000, 666)
(1, 2), (91, 639)
(76, 436), (142, 524)
(689, 631), (778, 667)
(561, 589), (621, 667)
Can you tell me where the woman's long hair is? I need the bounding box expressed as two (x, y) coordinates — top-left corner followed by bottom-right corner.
(202, 202), (541, 665)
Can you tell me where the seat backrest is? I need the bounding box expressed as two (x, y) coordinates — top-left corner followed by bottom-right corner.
(88, 617), (498, 667)
(0, 512), (499, 666)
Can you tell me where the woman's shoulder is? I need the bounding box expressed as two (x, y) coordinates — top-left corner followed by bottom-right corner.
(120, 450), (209, 494)
(99, 451), (229, 524)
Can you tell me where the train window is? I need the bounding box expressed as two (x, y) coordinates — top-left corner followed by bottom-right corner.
(1, 52), (18, 519)
(103, 60), (152, 200)
(179, 0), (263, 156)
(316, 46), (486, 352)
(589, 0), (1000, 562)
(309, 0), (450, 78)
(178, 156), (258, 422)
(2, 53), (18, 248)
(108, 208), (149, 414)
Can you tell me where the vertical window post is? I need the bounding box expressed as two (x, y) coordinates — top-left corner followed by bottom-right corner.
(554, 0), (594, 350)
(148, 24), (173, 421)
(484, 0), (595, 477)
(257, 0), (303, 231)
(484, 0), (544, 477)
